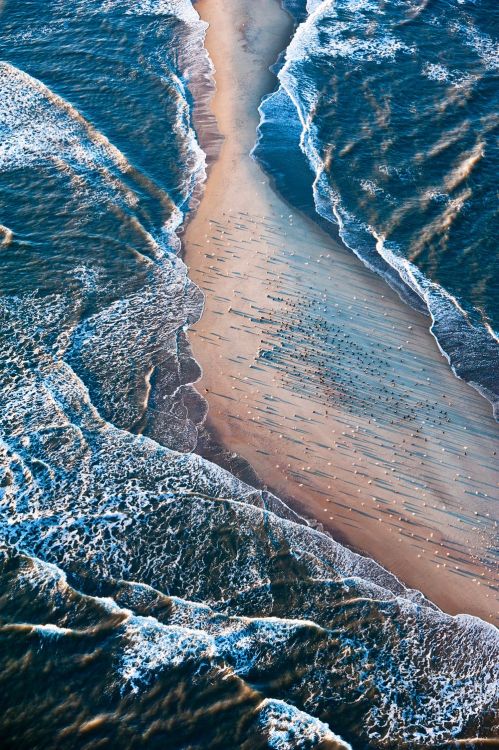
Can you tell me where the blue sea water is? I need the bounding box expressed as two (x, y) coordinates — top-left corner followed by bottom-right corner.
(0, 1), (498, 748)
(257, 0), (499, 416)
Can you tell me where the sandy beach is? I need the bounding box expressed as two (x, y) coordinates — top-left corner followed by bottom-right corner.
(184, 0), (498, 623)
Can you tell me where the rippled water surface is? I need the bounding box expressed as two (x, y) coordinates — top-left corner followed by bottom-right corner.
(0, 0), (498, 748)
(257, 0), (499, 414)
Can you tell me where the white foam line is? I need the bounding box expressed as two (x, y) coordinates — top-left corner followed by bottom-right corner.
(260, 2), (499, 419)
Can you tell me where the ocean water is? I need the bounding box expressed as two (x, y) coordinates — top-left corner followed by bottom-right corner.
(256, 0), (499, 416)
(0, 0), (209, 451)
(0, 0), (498, 748)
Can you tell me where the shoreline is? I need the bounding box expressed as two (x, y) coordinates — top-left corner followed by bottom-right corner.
(184, 0), (498, 623)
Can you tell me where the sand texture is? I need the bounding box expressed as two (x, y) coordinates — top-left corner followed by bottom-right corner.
(184, 0), (498, 623)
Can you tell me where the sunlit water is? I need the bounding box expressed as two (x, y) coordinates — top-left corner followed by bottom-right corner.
(256, 0), (499, 416)
(0, 1), (497, 747)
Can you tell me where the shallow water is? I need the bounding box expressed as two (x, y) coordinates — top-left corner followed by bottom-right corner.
(0, 0), (498, 747)
(257, 0), (499, 416)
(0, 0), (208, 449)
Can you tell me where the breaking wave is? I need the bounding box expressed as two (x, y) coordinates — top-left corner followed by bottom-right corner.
(0, 0), (498, 747)
(256, 0), (499, 418)
(1, 284), (498, 747)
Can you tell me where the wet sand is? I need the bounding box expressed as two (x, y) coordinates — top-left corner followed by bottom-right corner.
(184, 0), (498, 623)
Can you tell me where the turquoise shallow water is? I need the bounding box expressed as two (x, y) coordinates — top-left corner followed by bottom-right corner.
(257, 0), (499, 416)
(0, 1), (498, 748)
